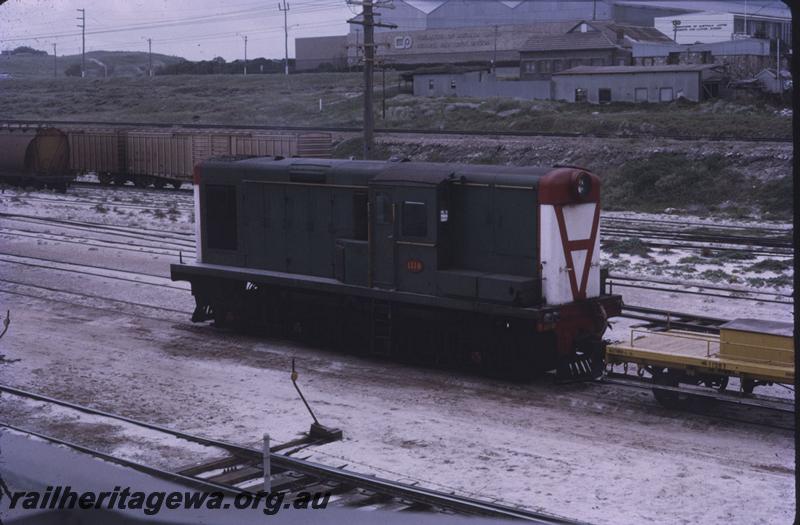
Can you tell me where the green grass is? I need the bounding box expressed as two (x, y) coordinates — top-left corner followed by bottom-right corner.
(0, 72), (791, 140)
(601, 152), (792, 218)
(1, 50), (184, 78)
(749, 259), (793, 273)
(602, 237), (651, 258)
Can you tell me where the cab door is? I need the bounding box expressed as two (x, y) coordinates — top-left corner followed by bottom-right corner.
(370, 187), (395, 288)
(370, 184), (438, 293)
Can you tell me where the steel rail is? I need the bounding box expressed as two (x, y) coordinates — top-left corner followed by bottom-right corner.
(0, 385), (578, 523)
(608, 274), (793, 299)
(0, 422), (242, 494)
(1, 118), (792, 143)
(600, 376), (794, 415)
(610, 281), (791, 305)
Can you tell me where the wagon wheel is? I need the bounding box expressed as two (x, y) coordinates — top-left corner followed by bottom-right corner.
(153, 179), (166, 189)
(741, 378), (756, 394)
(169, 180), (183, 190)
(651, 368), (688, 408)
(702, 375), (729, 393)
(133, 176), (149, 188)
(98, 173), (113, 185)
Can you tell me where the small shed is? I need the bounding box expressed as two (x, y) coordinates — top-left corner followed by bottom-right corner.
(755, 69), (792, 94)
(552, 64), (723, 103)
(411, 67), (552, 100)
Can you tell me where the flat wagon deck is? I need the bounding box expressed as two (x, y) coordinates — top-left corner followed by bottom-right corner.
(606, 318), (794, 404)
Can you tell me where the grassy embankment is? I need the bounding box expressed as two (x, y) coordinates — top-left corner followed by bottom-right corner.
(0, 73), (792, 217)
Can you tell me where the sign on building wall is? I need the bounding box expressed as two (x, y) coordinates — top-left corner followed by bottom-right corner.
(654, 12), (734, 44)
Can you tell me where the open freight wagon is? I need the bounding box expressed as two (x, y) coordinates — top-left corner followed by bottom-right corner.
(67, 127), (332, 188)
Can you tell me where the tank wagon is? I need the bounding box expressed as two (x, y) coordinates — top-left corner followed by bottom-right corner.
(0, 127), (71, 191)
(68, 128), (332, 189)
(170, 157), (622, 379)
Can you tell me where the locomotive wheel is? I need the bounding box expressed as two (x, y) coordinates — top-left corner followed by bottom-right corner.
(651, 368), (689, 408)
(98, 173), (113, 185)
(133, 176), (149, 188)
(153, 179), (166, 189)
(169, 180), (184, 190)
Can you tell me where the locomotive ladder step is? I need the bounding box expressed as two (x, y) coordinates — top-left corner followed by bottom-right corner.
(370, 300), (393, 356)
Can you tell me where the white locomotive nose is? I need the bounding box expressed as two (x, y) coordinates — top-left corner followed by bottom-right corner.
(538, 168), (602, 305)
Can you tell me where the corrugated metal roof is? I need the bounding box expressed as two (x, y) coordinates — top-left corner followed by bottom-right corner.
(522, 19), (672, 52)
(522, 30), (617, 52)
(615, 1), (790, 19)
(553, 64), (720, 75)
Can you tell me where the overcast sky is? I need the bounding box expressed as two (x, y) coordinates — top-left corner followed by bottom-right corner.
(0, 0), (363, 61)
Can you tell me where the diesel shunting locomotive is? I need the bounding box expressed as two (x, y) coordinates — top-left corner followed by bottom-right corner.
(170, 157), (622, 379)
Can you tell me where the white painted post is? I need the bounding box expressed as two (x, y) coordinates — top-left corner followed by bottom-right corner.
(319, 98), (322, 112)
(263, 433), (271, 493)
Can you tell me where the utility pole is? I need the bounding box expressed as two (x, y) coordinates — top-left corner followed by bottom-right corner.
(147, 38), (152, 77)
(76, 8), (85, 77)
(347, 0), (396, 159)
(52, 43), (57, 78)
(592, 0), (596, 21)
(278, 0), (290, 75)
(381, 62), (386, 120)
(492, 25), (498, 73)
(242, 35), (248, 75)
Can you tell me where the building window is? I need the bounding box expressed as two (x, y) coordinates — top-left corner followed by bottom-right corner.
(659, 87), (674, 102)
(598, 88), (611, 103)
(205, 184), (237, 250)
(402, 201), (427, 238)
(523, 61), (536, 73)
(450, 79), (456, 89)
(428, 79), (434, 90)
(590, 58), (605, 66)
(667, 52), (680, 65)
(575, 88), (587, 102)
(635, 87), (648, 102)
(700, 51), (712, 64)
(734, 18), (744, 33)
(552, 59), (563, 72)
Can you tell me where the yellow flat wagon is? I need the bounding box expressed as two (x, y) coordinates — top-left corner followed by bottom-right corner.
(605, 318), (793, 405)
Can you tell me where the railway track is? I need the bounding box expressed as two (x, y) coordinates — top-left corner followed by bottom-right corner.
(608, 276), (792, 305)
(1, 118), (792, 143)
(619, 304), (728, 332)
(0, 385), (577, 523)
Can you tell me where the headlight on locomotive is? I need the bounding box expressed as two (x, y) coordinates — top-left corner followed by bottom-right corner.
(575, 171), (592, 199)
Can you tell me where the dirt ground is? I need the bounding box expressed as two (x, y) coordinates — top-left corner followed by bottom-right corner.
(0, 186), (794, 524)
